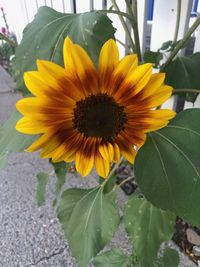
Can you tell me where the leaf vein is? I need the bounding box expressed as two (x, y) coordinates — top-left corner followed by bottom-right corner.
(154, 131), (200, 180)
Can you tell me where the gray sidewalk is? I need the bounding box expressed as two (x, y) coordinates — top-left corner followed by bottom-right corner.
(0, 66), (76, 267)
(0, 66), (196, 267)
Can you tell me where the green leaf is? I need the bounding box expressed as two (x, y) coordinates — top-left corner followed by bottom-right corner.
(50, 161), (69, 207)
(12, 6), (115, 95)
(50, 161), (68, 194)
(36, 172), (49, 206)
(135, 109), (200, 226)
(154, 248), (179, 267)
(143, 51), (163, 67)
(103, 173), (117, 193)
(0, 110), (36, 169)
(93, 248), (130, 267)
(57, 187), (120, 267)
(124, 197), (175, 267)
(165, 53), (200, 102)
(159, 41), (173, 51)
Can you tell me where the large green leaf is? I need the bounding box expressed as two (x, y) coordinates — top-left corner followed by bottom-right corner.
(57, 187), (120, 267)
(124, 197), (175, 267)
(135, 109), (200, 226)
(0, 110), (36, 169)
(165, 53), (200, 102)
(93, 248), (130, 267)
(154, 248), (179, 267)
(36, 172), (49, 206)
(12, 7), (115, 95)
(143, 51), (163, 68)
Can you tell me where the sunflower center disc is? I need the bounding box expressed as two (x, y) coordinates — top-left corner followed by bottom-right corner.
(73, 93), (127, 140)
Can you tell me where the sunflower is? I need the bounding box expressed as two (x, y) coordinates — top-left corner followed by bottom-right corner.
(16, 37), (175, 178)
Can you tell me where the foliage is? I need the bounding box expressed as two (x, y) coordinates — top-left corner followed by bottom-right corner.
(0, 110), (36, 169)
(50, 161), (69, 206)
(153, 248), (179, 267)
(0, 3), (200, 267)
(124, 196), (175, 267)
(12, 7), (115, 95)
(135, 109), (200, 226)
(36, 172), (49, 206)
(143, 50), (163, 68)
(0, 42), (14, 60)
(165, 53), (200, 103)
(93, 248), (131, 267)
(57, 187), (120, 267)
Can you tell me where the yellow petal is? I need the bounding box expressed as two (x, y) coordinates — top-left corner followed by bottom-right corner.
(16, 97), (44, 116)
(113, 143), (120, 162)
(147, 85), (173, 108)
(108, 54), (138, 95)
(95, 153), (110, 178)
(63, 37), (98, 94)
(37, 60), (66, 86)
(113, 54), (138, 77)
(142, 110), (176, 132)
(148, 109), (176, 120)
(140, 73), (166, 99)
(99, 142), (114, 161)
(16, 117), (47, 134)
(76, 152), (94, 177)
(52, 132), (82, 162)
(26, 132), (53, 152)
(24, 71), (50, 97)
(120, 145), (137, 164)
(98, 39), (119, 91)
(75, 138), (95, 177)
(63, 152), (75, 163)
(114, 63), (152, 102)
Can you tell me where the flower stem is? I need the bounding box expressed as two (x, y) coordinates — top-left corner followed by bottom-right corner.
(173, 0), (181, 43)
(101, 157), (124, 189)
(116, 38), (131, 53)
(125, 0), (142, 62)
(110, 0), (136, 53)
(114, 175), (134, 191)
(0, 33), (16, 48)
(100, 9), (135, 22)
(160, 16), (200, 72)
(173, 89), (200, 94)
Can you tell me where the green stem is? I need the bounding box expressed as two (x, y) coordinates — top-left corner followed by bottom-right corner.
(110, 0), (136, 53)
(173, 0), (181, 43)
(0, 33), (16, 48)
(100, 9), (135, 22)
(126, 0), (142, 62)
(114, 175), (134, 191)
(173, 89), (200, 94)
(116, 38), (131, 53)
(160, 16), (200, 72)
(101, 157), (124, 188)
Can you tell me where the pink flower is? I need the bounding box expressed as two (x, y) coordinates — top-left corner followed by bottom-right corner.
(1, 27), (6, 34)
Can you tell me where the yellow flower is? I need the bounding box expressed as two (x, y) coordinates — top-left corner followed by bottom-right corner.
(16, 37), (175, 178)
